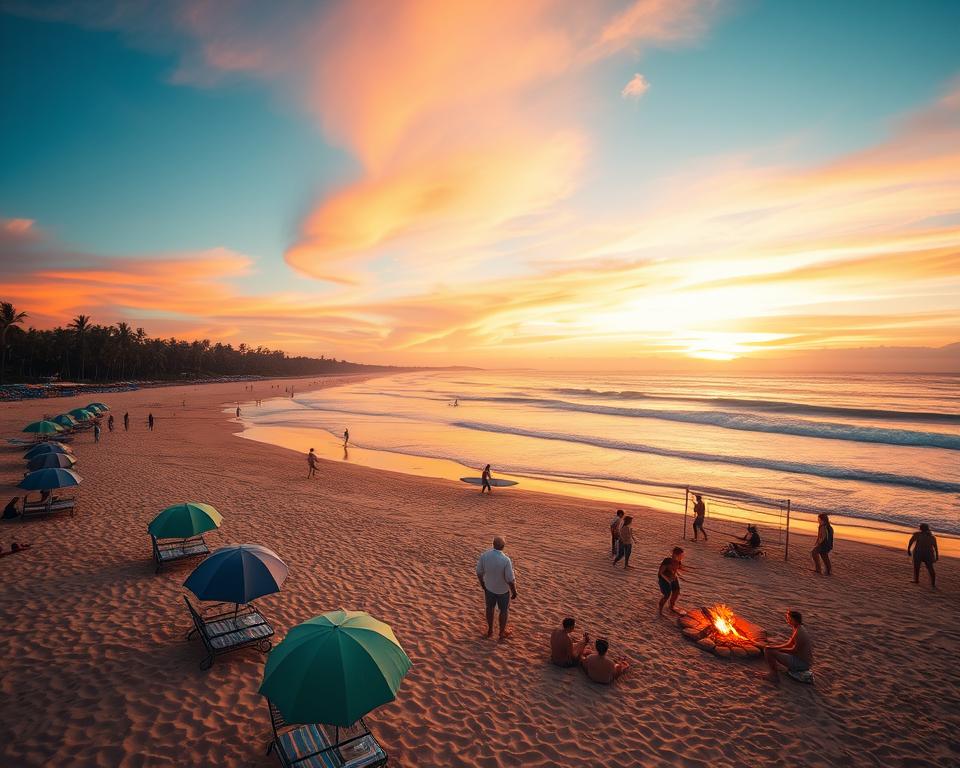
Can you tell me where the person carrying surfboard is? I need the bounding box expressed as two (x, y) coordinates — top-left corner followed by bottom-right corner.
(481, 464), (493, 494)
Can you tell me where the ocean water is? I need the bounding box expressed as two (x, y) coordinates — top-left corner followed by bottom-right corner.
(240, 371), (960, 539)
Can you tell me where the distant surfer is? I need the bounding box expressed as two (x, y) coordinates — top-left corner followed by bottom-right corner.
(481, 464), (492, 494)
(343, 428), (349, 447)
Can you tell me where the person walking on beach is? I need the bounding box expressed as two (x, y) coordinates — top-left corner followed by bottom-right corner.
(93, 423), (101, 443)
(476, 536), (517, 641)
(147, 413), (154, 431)
(658, 547), (685, 615)
(907, 523), (939, 589)
(307, 448), (319, 479)
(343, 428), (349, 447)
(123, 412), (129, 431)
(761, 610), (813, 686)
(107, 414), (114, 432)
(812, 513), (834, 575)
(613, 516), (634, 568)
(480, 464), (493, 494)
(691, 494), (707, 541)
(236, 405), (241, 418)
(610, 509), (625, 556)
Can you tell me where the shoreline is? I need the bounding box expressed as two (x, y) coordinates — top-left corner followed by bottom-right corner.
(1, 374), (956, 767)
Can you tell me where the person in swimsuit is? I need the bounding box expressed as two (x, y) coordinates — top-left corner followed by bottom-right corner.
(812, 513), (834, 575)
(657, 547), (685, 615)
(762, 610), (813, 686)
(550, 617), (591, 668)
(691, 494), (707, 541)
(582, 638), (629, 684)
(907, 523), (939, 589)
(480, 464), (492, 494)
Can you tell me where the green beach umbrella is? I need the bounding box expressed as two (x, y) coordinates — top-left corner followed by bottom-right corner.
(259, 610), (412, 727)
(148, 502), (223, 539)
(23, 420), (64, 435)
(52, 414), (78, 429)
(68, 408), (96, 421)
(87, 402), (109, 412)
(18, 467), (82, 491)
(23, 442), (73, 459)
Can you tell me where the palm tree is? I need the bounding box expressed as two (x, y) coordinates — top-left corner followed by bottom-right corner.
(70, 314), (91, 381)
(0, 302), (28, 385)
(113, 321), (133, 380)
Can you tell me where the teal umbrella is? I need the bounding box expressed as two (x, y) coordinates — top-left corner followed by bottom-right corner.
(259, 610), (412, 727)
(87, 402), (109, 412)
(23, 442), (73, 459)
(23, 420), (64, 435)
(148, 502), (223, 539)
(52, 414), (78, 429)
(68, 408), (96, 421)
(27, 453), (77, 471)
(18, 468), (82, 491)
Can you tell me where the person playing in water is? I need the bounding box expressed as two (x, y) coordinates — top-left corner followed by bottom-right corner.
(480, 464), (493, 494)
(550, 617), (591, 668)
(582, 638), (629, 684)
(476, 536), (517, 641)
(613, 516), (634, 568)
(812, 513), (834, 575)
(691, 494), (707, 542)
(307, 448), (319, 479)
(343, 428), (349, 447)
(907, 523), (939, 589)
(658, 547), (685, 615)
(609, 509), (625, 557)
(762, 610), (813, 686)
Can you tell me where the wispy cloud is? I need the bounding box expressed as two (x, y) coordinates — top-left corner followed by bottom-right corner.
(621, 73), (651, 99)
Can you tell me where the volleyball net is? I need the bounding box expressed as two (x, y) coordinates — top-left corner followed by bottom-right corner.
(683, 488), (792, 560)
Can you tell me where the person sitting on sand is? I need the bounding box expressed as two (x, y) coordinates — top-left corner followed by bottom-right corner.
(658, 547), (685, 615)
(476, 536), (517, 641)
(812, 513), (834, 575)
(612, 516), (634, 568)
(691, 494), (707, 542)
(609, 509), (625, 557)
(582, 638), (629, 684)
(907, 523), (939, 590)
(762, 610), (813, 686)
(726, 525), (762, 557)
(550, 618), (591, 667)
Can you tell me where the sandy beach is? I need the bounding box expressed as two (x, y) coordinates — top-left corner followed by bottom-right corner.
(1, 376), (957, 768)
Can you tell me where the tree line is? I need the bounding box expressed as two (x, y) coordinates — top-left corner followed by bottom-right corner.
(0, 301), (397, 384)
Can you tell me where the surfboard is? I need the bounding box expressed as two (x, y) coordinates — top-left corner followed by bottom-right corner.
(460, 477), (518, 487)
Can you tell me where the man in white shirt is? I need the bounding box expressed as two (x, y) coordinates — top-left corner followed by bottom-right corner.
(476, 536), (518, 640)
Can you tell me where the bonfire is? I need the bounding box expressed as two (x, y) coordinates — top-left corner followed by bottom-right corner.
(677, 603), (767, 658)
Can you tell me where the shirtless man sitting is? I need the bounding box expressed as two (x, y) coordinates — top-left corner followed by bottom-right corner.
(550, 617), (591, 668)
(762, 609), (813, 686)
(582, 638), (629, 684)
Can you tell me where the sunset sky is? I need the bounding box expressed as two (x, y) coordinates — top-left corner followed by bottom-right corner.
(2, 1), (959, 371)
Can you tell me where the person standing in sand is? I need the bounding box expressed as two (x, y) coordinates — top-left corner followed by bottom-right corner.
(480, 464), (493, 494)
(610, 509), (625, 556)
(582, 638), (629, 684)
(762, 610), (813, 686)
(613, 516), (634, 568)
(147, 413), (154, 431)
(108, 414), (114, 432)
(812, 513), (834, 575)
(476, 536), (517, 641)
(550, 618), (591, 667)
(343, 428), (349, 447)
(307, 448), (319, 479)
(907, 523), (938, 589)
(657, 547), (685, 615)
(236, 405), (241, 418)
(123, 412), (129, 431)
(93, 423), (101, 443)
(691, 494), (707, 541)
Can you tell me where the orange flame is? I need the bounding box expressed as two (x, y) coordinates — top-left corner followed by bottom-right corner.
(711, 604), (746, 639)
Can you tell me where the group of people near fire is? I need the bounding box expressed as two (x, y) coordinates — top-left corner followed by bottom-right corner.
(474, 493), (940, 689)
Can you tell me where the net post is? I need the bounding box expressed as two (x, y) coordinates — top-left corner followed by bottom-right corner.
(784, 499), (791, 561)
(683, 487), (689, 541)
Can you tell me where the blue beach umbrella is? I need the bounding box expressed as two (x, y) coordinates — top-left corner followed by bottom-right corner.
(18, 468), (82, 491)
(23, 442), (74, 460)
(184, 544), (288, 606)
(27, 453), (77, 471)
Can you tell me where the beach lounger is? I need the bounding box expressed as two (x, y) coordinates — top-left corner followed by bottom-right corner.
(265, 700), (388, 768)
(184, 596), (274, 670)
(20, 497), (77, 519)
(151, 533), (210, 573)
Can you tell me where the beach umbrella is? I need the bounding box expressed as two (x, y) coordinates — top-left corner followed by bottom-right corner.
(68, 408), (96, 421)
(87, 402), (109, 412)
(52, 414), (78, 429)
(259, 610), (412, 727)
(148, 502), (222, 539)
(27, 453), (77, 471)
(183, 544), (288, 605)
(18, 467), (82, 491)
(23, 442), (74, 459)
(23, 420), (64, 435)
